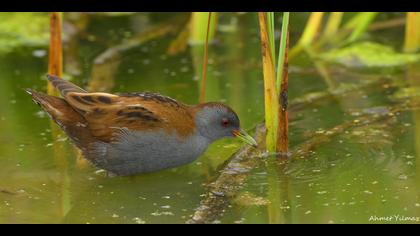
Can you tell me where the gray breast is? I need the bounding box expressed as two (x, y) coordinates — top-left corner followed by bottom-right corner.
(86, 128), (210, 176)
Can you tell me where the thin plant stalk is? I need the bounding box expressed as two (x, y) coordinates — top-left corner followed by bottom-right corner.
(199, 12), (212, 103)
(48, 12), (63, 96)
(404, 12), (420, 53)
(289, 12), (324, 59)
(190, 12), (217, 45)
(258, 12), (279, 152)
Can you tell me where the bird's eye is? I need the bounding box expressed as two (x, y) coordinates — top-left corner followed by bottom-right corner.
(221, 118), (229, 127)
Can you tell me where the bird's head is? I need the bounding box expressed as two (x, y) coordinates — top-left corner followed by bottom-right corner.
(194, 102), (257, 147)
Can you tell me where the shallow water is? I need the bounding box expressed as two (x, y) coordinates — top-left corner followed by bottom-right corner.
(0, 12), (420, 224)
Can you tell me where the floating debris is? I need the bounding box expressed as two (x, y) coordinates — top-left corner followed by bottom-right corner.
(151, 211), (174, 216)
(132, 217), (146, 224)
(320, 42), (420, 68)
(233, 192), (270, 206)
(398, 174), (408, 180)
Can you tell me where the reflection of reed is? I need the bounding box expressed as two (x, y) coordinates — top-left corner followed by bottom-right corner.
(406, 63), (420, 217)
(266, 159), (292, 223)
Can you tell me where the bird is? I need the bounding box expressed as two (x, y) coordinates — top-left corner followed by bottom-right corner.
(26, 74), (257, 176)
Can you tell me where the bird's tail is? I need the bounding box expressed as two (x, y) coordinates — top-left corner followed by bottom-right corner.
(46, 74), (87, 98)
(25, 89), (95, 151)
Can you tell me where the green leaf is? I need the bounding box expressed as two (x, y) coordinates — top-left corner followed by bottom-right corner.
(319, 42), (420, 68)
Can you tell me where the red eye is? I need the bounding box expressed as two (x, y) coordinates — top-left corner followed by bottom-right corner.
(221, 118), (229, 127)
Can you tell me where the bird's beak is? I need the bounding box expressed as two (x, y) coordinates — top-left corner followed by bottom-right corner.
(232, 129), (258, 147)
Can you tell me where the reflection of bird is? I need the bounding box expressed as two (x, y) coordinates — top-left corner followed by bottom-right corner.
(26, 75), (257, 176)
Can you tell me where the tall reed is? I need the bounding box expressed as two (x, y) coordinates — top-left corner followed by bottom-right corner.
(199, 12), (212, 103)
(404, 12), (420, 53)
(258, 12), (290, 154)
(258, 12), (279, 152)
(48, 12), (63, 96)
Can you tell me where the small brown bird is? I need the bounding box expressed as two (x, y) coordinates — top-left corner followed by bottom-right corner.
(26, 75), (257, 176)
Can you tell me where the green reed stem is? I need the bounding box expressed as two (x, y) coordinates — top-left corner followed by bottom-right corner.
(266, 12), (276, 66)
(276, 12), (289, 92)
